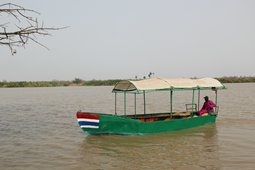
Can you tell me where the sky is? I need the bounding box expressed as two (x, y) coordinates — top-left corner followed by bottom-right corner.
(1, 0), (255, 81)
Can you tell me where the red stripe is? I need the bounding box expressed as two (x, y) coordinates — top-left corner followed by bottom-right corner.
(76, 112), (99, 120)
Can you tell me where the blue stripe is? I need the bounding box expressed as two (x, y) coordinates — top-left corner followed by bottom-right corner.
(78, 121), (99, 127)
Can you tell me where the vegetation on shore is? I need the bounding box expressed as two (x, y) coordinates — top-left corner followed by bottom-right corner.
(215, 76), (255, 83)
(0, 78), (122, 88)
(0, 76), (255, 88)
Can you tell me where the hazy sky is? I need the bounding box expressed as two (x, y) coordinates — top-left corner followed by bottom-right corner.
(1, 0), (255, 81)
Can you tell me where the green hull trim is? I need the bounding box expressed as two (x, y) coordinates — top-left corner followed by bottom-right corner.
(79, 113), (216, 135)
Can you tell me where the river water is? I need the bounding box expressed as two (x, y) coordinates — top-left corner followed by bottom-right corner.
(0, 83), (254, 170)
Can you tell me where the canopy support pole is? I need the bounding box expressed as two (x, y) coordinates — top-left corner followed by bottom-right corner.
(124, 92), (126, 115)
(115, 92), (117, 115)
(215, 89), (218, 113)
(192, 89), (195, 113)
(170, 90), (173, 118)
(198, 89), (200, 111)
(215, 89), (218, 106)
(143, 90), (146, 114)
(134, 93), (137, 116)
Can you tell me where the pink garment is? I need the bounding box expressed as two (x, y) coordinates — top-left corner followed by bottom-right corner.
(198, 100), (216, 116)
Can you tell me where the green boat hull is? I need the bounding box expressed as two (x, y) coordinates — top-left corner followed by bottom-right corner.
(77, 112), (217, 135)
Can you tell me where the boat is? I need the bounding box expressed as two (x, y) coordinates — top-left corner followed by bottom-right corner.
(76, 77), (225, 135)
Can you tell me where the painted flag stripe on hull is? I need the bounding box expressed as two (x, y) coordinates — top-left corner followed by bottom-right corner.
(77, 118), (99, 123)
(78, 121), (99, 128)
(80, 125), (99, 129)
(77, 112), (100, 129)
(77, 112), (99, 120)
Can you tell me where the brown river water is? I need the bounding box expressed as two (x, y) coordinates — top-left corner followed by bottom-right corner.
(0, 83), (254, 170)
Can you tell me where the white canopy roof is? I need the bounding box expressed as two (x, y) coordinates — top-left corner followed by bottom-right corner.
(113, 77), (225, 93)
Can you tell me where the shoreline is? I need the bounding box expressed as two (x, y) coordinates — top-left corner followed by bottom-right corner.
(0, 76), (255, 88)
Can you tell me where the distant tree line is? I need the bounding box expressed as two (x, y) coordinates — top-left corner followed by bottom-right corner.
(0, 81), (71, 88)
(215, 76), (255, 83)
(0, 79), (122, 88)
(0, 76), (255, 88)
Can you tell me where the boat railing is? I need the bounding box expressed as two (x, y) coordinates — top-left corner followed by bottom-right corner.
(214, 106), (219, 115)
(207, 106), (219, 116)
(185, 103), (197, 112)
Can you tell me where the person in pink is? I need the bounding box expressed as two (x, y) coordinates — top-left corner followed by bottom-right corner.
(198, 96), (216, 116)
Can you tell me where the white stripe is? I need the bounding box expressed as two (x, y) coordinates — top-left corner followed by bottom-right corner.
(77, 118), (99, 123)
(80, 125), (99, 129)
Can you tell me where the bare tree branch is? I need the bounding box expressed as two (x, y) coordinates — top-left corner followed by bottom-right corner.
(0, 3), (66, 55)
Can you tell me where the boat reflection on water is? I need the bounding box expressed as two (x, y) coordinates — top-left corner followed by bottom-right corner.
(77, 125), (220, 170)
